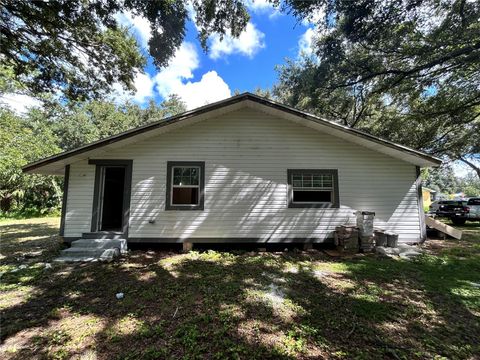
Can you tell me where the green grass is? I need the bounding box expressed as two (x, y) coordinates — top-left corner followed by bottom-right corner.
(1, 217), (479, 359)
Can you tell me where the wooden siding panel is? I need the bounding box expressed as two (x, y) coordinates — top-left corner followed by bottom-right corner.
(63, 108), (421, 243)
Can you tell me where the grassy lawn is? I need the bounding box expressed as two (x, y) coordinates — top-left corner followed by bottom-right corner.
(1, 218), (479, 359)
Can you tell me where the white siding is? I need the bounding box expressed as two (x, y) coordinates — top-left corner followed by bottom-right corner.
(64, 161), (95, 237)
(64, 108), (421, 243)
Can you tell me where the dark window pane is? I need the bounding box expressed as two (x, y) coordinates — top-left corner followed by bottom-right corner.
(182, 168), (191, 177)
(181, 175), (191, 185)
(191, 168), (199, 185)
(303, 174), (312, 187)
(293, 180), (302, 187)
(172, 187), (198, 205)
(173, 176), (181, 185)
(467, 198), (480, 205)
(293, 190), (332, 203)
(312, 175), (322, 187)
(173, 168), (182, 177)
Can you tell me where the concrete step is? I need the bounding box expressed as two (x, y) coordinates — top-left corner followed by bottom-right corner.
(54, 256), (99, 263)
(54, 238), (126, 263)
(62, 247), (109, 257)
(71, 239), (127, 254)
(82, 232), (124, 239)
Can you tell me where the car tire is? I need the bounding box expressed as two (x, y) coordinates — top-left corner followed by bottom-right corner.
(451, 217), (466, 226)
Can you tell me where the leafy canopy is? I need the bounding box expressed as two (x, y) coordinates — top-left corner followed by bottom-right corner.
(0, 0), (250, 101)
(274, 0), (480, 176)
(0, 95), (186, 214)
(0, 108), (61, 212)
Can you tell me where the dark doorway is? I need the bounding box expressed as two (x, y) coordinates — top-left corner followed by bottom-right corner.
(99, 166), (126, 231)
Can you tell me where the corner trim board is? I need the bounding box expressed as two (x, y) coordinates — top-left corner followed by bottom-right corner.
(59, 165), (70, 236)
(416, 166), (427, 242)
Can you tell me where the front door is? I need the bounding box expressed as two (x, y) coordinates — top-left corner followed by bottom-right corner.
(98, 166), (126, 231)
(90, 160), (132, 235)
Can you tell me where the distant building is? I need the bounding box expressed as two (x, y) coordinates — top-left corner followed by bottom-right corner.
(422, 187), (437, 208)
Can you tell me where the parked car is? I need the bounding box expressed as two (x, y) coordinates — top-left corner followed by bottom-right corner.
(433, 200), (469, 225)
(432, 198), (480, 225)
(429, 200), (464, 214)
(465, 197), (480, 222)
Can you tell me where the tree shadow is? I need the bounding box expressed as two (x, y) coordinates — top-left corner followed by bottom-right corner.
(1, 246), (479, 359)
(0, 221), (63, 265)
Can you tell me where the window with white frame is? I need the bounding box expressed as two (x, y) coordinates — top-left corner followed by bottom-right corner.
(288, 169), (339, 208)
(166, 161), (204, 210)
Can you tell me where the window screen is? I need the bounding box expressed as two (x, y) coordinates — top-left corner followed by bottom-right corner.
(166, 162), (205, 210)
(171, 167), (200, 205)
(288, 169), (339, 208)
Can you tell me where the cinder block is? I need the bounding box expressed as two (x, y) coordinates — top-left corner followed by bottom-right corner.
(182, 242), (193, 252)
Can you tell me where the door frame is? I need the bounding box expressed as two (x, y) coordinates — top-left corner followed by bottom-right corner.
(89, 159), (133, 236)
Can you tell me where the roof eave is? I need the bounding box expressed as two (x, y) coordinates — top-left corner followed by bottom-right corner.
(22, 92), (442, 174)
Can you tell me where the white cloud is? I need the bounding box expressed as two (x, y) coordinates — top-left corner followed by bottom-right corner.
(154, 42), (199, 97)
(301, 6), (326, 26)
(209, 23), (265, 60)
(132, 72), (155, 103)
(154, 42), (230, 109)
(115, 12), (151, 49)
(110, 71), (155, 105)
(298, 27), (316, 57)
(0, 93), (42, 114)
(172, 71), (231, 109)
(245, 0), (272, 11)
(245, 0), (281, 18)
(114, 12), (233, 109)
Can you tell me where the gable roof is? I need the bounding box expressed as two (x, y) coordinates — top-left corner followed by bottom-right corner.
(23, 92), (442, 174)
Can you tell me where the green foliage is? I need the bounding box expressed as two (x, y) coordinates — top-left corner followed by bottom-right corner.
(459, 173), (480, 197)
(45, 94), (186, 151)
(0, 109), (61, 213)
(423, 165), (460, 194)
(0, 95), (186, 215)
(274, 0), (480, 175)
(0, 0), (250, 102)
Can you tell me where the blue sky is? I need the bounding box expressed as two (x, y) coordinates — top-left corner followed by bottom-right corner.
(183, 13), (306, 93)
(116, 1), (317, 109)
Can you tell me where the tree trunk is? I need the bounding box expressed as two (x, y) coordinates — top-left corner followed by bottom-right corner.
(460, 158), (480, 179)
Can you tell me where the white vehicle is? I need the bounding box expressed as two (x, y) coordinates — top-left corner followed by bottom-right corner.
(466, 198), (480, 222)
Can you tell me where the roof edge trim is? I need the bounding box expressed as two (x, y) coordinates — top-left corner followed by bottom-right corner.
(22, 92), (442, 173)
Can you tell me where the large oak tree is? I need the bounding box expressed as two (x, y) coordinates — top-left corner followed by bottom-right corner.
(274, 0), (480, 176)
(0, 0), (249, 101)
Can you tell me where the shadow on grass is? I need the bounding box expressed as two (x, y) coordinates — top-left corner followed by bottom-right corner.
(1, 244), (479, 359)
(0, 221), (62, 265)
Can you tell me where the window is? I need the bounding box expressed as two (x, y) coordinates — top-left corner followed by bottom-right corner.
(166, 161), (205, 210)
(287, 169), (339, 208)
(467, 198), (480, 206)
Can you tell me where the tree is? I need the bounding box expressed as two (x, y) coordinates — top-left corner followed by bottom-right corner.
(253, 87), (275, 100)
(0, 109), (61, 212)
(0, 95), (186, 214)
(275, 58), (385, 129)
(423, 165), (460, 195)
(44, 94), (187, 151)
(459, 173), (480, 197)
(0, 0), (250, 101)
(274, 0), (480, 175)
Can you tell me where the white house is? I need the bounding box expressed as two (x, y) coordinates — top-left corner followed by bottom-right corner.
(23, 93), (441, 246)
